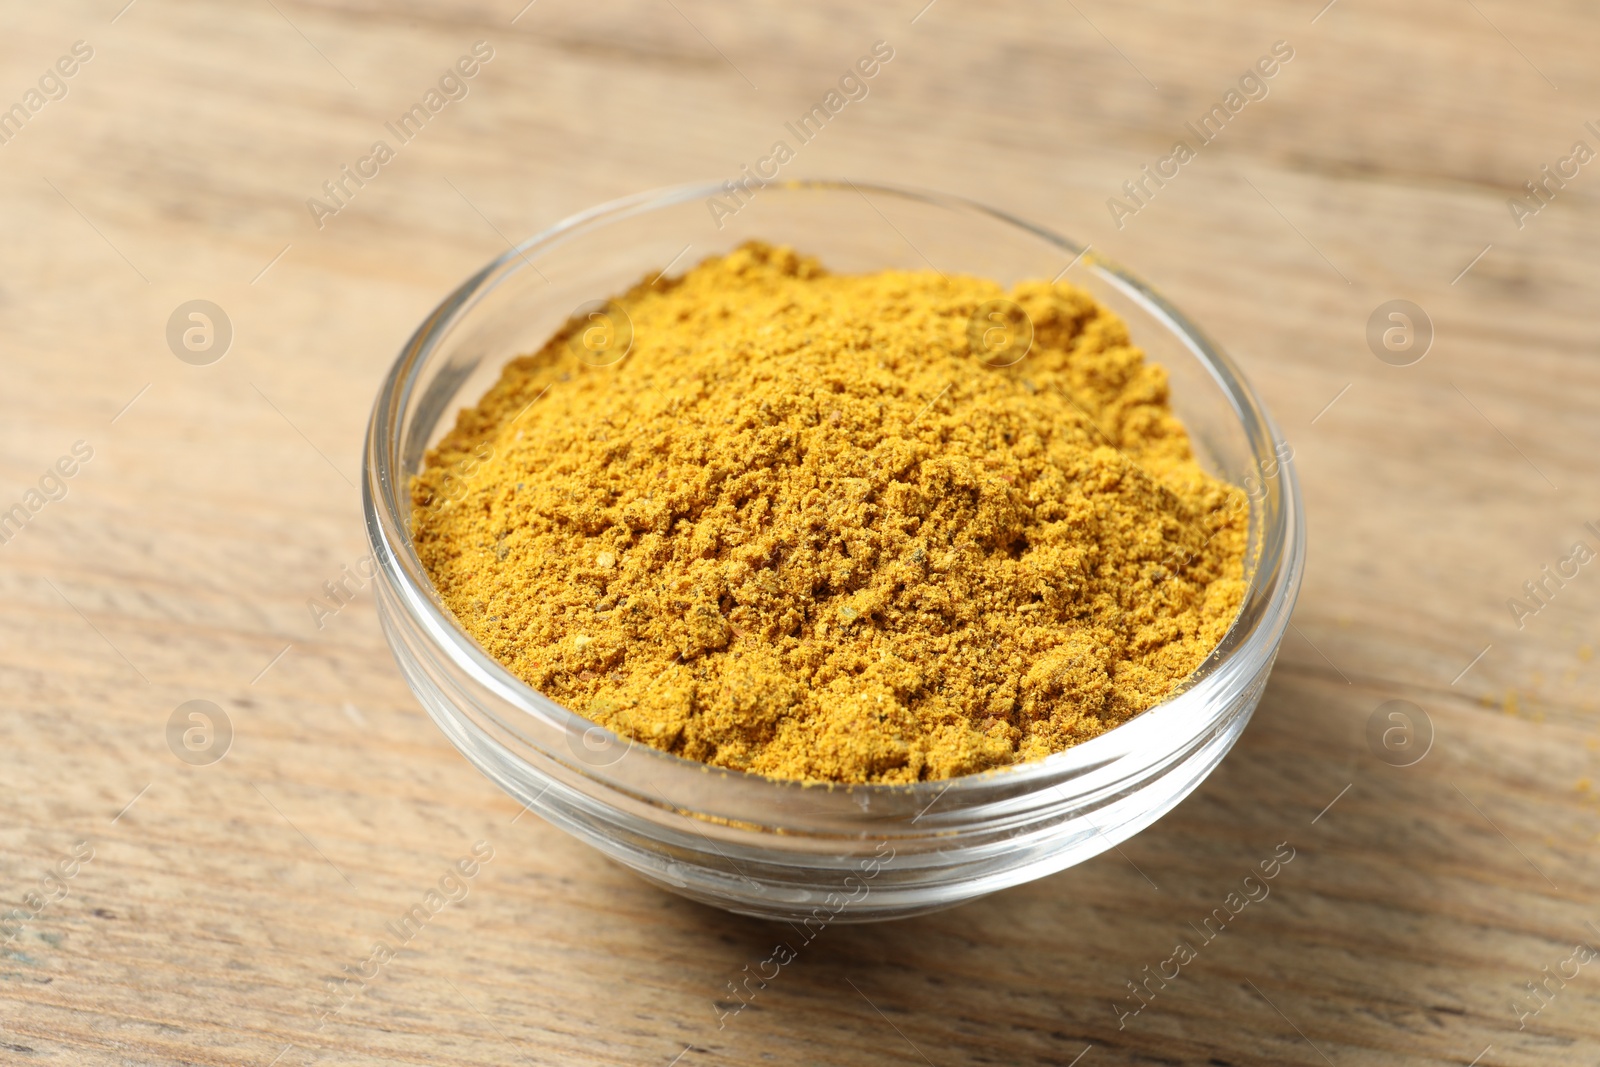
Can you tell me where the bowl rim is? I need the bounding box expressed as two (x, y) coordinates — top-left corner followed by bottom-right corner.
(362, 177), (1305, 801)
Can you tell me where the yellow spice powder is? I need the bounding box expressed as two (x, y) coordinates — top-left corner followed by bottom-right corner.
(412, 242), (1247, 784)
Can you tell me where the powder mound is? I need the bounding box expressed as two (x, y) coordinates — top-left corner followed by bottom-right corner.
(412, 242), (1248, 784)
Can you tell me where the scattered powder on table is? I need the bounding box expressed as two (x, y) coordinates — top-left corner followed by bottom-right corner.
(412, 242), (1248, 785)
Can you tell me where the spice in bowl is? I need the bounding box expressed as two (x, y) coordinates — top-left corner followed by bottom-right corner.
(411, 242), (1246, 784)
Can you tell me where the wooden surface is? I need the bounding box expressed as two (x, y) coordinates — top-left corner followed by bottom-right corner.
(3, 1), (1598, 1064)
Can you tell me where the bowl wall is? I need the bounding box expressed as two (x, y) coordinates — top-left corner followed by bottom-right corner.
(363, 180), (1304, 921)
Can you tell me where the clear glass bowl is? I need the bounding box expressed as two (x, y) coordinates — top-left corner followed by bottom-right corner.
(362, 180), (1305, 922)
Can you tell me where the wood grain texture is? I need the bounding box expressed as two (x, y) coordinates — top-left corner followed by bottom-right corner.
(1, 1), (1597, 1064)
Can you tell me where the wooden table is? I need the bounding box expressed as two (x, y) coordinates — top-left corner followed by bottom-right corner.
(3, 1), (1597, 1063)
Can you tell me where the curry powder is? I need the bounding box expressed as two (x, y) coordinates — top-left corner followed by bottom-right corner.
(412, 242), (1247, 784)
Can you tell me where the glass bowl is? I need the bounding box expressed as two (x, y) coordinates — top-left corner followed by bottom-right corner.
(362, 179), (1305, 922)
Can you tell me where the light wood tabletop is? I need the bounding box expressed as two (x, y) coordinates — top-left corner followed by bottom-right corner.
(3, 1), (1598, 1064)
